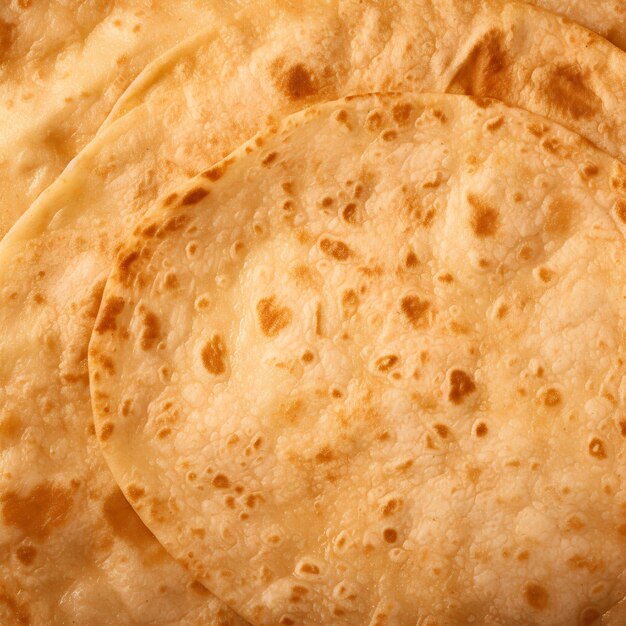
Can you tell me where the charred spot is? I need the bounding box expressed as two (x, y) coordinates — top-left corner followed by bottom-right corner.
(273, 62), (318, 100)
(400, 295), (430, 327)
(523, 582), (549, 610)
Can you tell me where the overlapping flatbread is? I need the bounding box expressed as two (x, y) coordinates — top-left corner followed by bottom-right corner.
(2, 1), (626, 623)
(90, 92), (626, 625)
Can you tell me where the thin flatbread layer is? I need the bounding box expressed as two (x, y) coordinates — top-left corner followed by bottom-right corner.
(103, 0), (626, 165)
(2, 0), (626, 621)
(90, 93), (626, 626)
(0, 0), (247, 239)
(528, 0), (626, 50)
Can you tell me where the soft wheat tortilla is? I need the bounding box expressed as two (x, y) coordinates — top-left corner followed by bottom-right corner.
(2, 0), (626, 622)
(90, 93), (626, 626)
(529, 0), (626, 50)
(0, 0), (248, 239)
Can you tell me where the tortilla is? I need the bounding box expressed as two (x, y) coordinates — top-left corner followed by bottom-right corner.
(529, 0), (626, 50)
(90, 92), (626, 626)
(3, 0), (626, 622)
(0, 0), (248, 239)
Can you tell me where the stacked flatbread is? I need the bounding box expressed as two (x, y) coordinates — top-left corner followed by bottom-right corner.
(0, 2), (624, 625)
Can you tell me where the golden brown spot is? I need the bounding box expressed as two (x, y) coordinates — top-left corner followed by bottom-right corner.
(544, 65), (601, 120)
(405, 251), (418, 268)
(383, 528), (397, 543)
(140, 309), (161, 351)
(434, 424), (449, 438)
(103, 489), (153, 547)
(0, 20), (15, 64)
(449, 369), (476, 404)
(588, 438), (607, 459)
(157, 427), (172, 439)
(381, 498), (402, 517)
(392, 103), (413, 125)
(118, 250), (140, 286)
(321, 196), (334, 208)
(164, 273), (179, 290)
(274, 63), (317, 100)
(315, 447), (335, 463)
(365, 111), (384, 131)
(376, 355), (399, 372)
(2, 483), (72, 540)
(181, 187), (209, 206)
(319, 238), (352, 261)
(202, 165), (225, 181)
(475, 422), (488, 437)
(528, 122), (549, 138)
(190, 580), (210, 596)
(580, 608), (601, 626)
(486, 115), (504, 131)
(422, 171), (443, 189)
(614, 199), (626, 224)
(618, 420), (626, 438)
(341, 289), (359, 319)
(542, 388), (561, 407)
(449, 30), (510, 99)
(467, 467), (482, 483)
(315, 302), (323, 336)
(301, 350), (314, 363)
(201, 335), (227, 375)
(545, 197), (572, 235)
(523, 583), (549, 610)
(127, 485), (145, 501)
(16, 545), (36, 565)
(341, 202), (357, 223)
(299, 563), (320, 575)
(618, 524), (626, 536)
(566, 515), (585, 532)
(261, 152), (278, 167)
(0, 413), (22, 441)
(0, 590), (29, 626)
(496, 303), (509, 319)
(381, 129), (397, 142)
(100, 422), (114, 442)
(580, 164), (599, 181)
(468, 193), (499, 237)
(212, 474), (230, 489)
(400, 295), (430, 328)
(538, 267), (554, 283)
(567, 554), (602, 573)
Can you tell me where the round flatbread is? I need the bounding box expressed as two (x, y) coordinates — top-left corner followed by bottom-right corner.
(90, 93), (626, 626)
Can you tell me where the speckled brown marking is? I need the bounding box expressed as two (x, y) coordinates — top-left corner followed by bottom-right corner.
(543, 65), (601, 120)
(118, 250), (140, 285)
(181, 187), (209, 206)
(392, 103), (412, 126)
(542, 388), (561, 407)
(376, 355), (398, 372)
(15, 545), (36, 565)
(400, 295), (430, 327)
(468, 193), (499, 237)
(100, 422), (114, 441)
(256, 297), (292, 337)
(103, 489), (153, 547)
(449, 369), (476, 404)
(127, 485), (145, 501)
(140, 309), (161, 350)
(449, 30), (510, 99)
(273, 63), (318, 100)
(201, 335), (227, 375)
(261, 151), (278, 167)
(588, 438), (607, 459)
(0, 20), (15, 64)
(341, 289), (358, 319)
(212, 474), (230, 489)
(614, 199), (626, 224)
(523, 583), (549, 610)
(365, 110), (384, 131)
(319, 237), (351, 261)
(95, 296), (126, 334)
(202, 164), (225, 181)
(2, 483), (72, 540)
(486, 115), (504, 131)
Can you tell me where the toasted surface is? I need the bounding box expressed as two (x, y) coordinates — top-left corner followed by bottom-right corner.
(90, 93), (626, 626)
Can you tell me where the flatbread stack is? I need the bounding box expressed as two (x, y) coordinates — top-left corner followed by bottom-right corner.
(0, 2), (624, 626)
